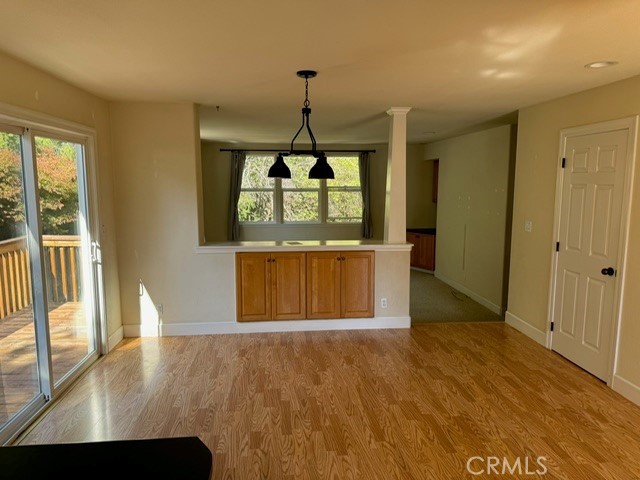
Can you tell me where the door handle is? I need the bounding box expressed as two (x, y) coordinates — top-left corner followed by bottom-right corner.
(601, 267), (615, 276)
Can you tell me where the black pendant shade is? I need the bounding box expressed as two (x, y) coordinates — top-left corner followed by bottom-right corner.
(308, 154), (334, 179)
(268, 70), (334, 180)
(267, 154), (291, 179)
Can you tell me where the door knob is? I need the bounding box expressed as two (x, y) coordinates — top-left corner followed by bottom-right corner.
(601, 267), (615, 276)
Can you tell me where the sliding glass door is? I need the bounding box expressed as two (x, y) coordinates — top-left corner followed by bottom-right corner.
(0, 128), (41, 428)
(0, 124), (101, 443)
(34, 135), (97, 386)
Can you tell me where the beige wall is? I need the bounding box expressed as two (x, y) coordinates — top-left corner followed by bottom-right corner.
(110, 103), (236, 327)
(0, 50), (122, 339)
(374, 250), (410, 317)
(112, 116), (410, 327)
(201, 141), (231, 242)
(508, 75), (640, 389)
(406, 144), (437, 229)
(426, 124), (515, 312)
(202, 142), (390, 242)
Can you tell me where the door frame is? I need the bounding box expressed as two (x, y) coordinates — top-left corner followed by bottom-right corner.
(0, 102), (107, 443)
(546, 116), (638, 384)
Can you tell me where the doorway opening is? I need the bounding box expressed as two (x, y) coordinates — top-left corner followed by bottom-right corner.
(407, 124), (517, 324)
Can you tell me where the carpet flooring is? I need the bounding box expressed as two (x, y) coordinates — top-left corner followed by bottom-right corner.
(410, 269), (503, 323)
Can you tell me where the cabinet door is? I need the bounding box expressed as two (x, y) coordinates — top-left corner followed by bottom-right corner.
(422, 234), (435, 271)
(307, 252), (341, 319)
(406, 232), (419, 267)
(271, 252), (306, 320)
(341, 251), (375, 318)
(236, 253), (271, 321)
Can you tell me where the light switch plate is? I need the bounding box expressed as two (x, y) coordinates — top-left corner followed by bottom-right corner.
(524, 220), (533, 233)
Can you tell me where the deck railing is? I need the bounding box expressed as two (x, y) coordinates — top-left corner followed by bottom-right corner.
(0, 235), (81, 319)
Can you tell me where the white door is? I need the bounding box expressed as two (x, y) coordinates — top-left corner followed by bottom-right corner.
(551, 128), (629, 380)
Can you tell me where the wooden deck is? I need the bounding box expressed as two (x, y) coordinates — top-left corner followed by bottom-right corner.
(0, 302), (90, 424)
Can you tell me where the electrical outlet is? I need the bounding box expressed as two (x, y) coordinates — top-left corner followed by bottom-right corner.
(524, 220), (533, 233)
(156, 303), (163, 315)
(381, 298), (388, 309)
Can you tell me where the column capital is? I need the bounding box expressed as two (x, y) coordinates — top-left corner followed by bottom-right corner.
(386, 107), (412, 116)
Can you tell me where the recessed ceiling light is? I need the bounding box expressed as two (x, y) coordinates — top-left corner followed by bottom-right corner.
(584, 61), (618, 69)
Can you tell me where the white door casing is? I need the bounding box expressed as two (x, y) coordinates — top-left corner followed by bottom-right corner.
(550, 120), (635, 381)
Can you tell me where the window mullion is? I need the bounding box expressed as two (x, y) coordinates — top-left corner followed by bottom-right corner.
(321, 179), (328, 224)
(275, 178), (283, 224)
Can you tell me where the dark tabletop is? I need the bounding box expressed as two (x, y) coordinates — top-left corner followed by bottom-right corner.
(0, 436), (212, 480)
(407, 228), (436, 235)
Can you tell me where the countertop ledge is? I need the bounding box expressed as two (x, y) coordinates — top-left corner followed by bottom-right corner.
(195, 240), (412, 254)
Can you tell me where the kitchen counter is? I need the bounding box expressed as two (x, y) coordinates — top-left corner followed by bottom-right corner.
(195, 239), (411, 254)
(406, 228), (436, 235)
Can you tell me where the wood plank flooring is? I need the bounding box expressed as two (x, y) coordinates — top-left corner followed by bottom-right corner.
(20, 323), (640, 479)
(0, 302), (90, 423)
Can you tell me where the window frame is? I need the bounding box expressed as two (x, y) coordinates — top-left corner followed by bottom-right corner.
(238, 187), (276, 224)
(0, 105), (106, 445)
(238, 152), (363, 226)
(325, 154), (363, 224)
(237, 153), (277, 225)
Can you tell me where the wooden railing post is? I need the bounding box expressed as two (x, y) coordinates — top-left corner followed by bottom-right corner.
(0, 235), (81, 320)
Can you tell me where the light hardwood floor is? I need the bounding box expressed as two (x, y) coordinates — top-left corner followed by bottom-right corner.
(19, 323), (640, 479)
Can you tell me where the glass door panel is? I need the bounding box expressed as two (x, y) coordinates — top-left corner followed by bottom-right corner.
(34, 136), (96, 386)
(0, 129), (41, 428)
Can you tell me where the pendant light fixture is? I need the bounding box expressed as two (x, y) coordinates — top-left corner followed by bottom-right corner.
(268, 70), (334, 179)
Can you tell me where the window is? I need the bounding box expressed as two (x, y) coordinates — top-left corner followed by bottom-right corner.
(327, 156), (362, 223)
(238, 154), (275, 223)
(282, 156), (320, 222)
(239, 153), (362, 224)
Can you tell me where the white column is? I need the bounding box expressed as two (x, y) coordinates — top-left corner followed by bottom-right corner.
(383, 107), (411, 243)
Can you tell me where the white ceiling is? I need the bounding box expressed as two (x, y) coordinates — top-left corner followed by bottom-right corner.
(0, 0), (639, 143)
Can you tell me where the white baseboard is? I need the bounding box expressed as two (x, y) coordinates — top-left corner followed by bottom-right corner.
(123, 316), (411, 337)
(505, 311), (548, 346)
(107, 326), (124, 352)
(123, 324), (142, 338)
(434, 272), (503, 315)
(611, 374), (640, 407)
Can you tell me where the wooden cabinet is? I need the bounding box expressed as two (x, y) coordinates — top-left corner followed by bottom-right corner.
(406, 232), (419, 266)
(236, 252), (306, 321)
(307, 251), (374, 319)
(271, 253), (306, 320)
(236, 253), (271, 321)
(237, 250), (374, 321)
(407, 232), (436, 271)
(306, 252), (341, 319)
(340, 252), (375, 318)
(418, 234), (435, 271)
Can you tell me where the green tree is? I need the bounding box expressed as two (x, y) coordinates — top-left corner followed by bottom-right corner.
(0, 146), (25, 240)
(35, 138), (79, 235)
(0, 132), (79, 241)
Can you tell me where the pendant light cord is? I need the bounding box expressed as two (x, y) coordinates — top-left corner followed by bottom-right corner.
(304, 77), (310, 108)
(290, 75), (317, 153)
